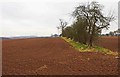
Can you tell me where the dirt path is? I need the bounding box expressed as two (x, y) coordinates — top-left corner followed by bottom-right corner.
(2, 38), (118, 75)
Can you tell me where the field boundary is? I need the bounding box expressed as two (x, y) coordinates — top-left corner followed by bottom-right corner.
(61, 37), (118, 56)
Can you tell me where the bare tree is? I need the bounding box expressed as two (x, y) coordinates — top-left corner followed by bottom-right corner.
(72, 1), (115, 47)
(59, 19), (67, 36)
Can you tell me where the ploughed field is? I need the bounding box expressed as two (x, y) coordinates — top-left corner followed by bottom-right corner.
(96, 36), (119, 52)
(2, 37), (118, 75)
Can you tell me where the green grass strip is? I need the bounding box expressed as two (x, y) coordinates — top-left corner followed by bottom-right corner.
(61, 37), (118, 56)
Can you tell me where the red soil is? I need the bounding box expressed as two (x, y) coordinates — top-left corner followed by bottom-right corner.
(2, 38), (118, 75)
(96, 36), (119, 52)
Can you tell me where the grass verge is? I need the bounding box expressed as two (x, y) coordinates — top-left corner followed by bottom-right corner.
(61, 37), (118, 56)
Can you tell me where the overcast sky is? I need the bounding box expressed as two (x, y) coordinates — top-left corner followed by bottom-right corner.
(0, 0), (119, 37)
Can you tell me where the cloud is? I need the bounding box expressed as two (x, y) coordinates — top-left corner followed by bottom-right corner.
(0, 0), (119, 36)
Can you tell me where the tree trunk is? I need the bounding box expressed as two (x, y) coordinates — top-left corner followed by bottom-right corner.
(89, 24), (95, 47)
